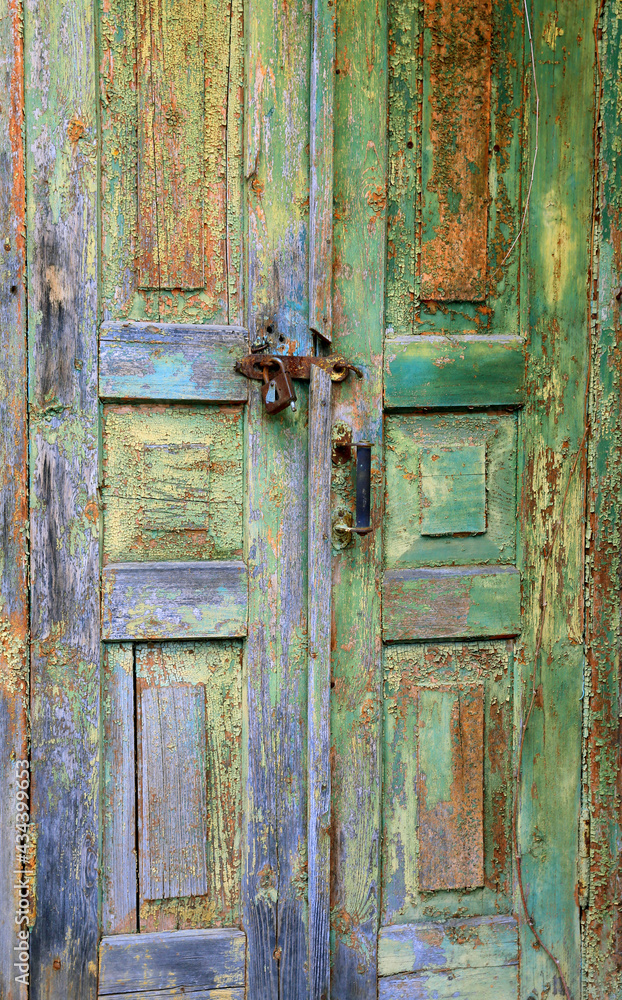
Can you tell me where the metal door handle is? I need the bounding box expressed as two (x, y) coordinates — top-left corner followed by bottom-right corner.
(353, 442), (373, 535)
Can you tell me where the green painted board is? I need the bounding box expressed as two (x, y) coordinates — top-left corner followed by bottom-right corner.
(378, 916), (518, 976)
(382, 567), (521, 641)
(384, 336), (524, 408)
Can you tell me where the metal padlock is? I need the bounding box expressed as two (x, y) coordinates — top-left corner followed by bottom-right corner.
(261, 358), (297, 414)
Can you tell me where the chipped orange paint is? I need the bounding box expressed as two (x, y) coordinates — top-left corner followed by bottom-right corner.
(420, 0), (492, 301)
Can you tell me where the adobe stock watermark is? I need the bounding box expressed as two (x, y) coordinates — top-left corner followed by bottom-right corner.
(13, 758), (32, 986)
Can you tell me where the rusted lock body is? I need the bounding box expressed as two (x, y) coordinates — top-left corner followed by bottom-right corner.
(261, 358), (297, 414)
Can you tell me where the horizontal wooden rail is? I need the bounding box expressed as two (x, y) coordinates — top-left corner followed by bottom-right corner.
(102, 560), (247, 640)
(99, 928), (246, 995)
(99, 321), (248, 401)
(382, 565), (521, 641)
(384, 335), (524, 409)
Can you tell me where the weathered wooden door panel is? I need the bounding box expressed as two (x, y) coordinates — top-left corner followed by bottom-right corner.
(99, 320), (248, 991)
(5, 0), (606, 993)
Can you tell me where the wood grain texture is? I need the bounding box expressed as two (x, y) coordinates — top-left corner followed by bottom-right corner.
(420, 0), (491, 301)
(25, 0), (100, 992)
(585, 1), (622, 993)
(102, 644), (137, 934)
(382, 643), (512, 924)
(136, 642), (243, 932)
(309, 0), (336, 340)
(378, 964), (517, 999)
(244, 0), (312, 991)
(383, 336), (524, 409)
(382, 567), (520, 641)
(100, 0), (243, 322)
(99, 322), (248, 401)
(307, 367), (332, 1000)
(516, 2), (592, 995)
(330, 0), (386, 991)
(0, 1), (28, 997)
(101, 991), (244, 1000)
(102, 561), (247, 641)
(100, 991), (243, 1000)
(99, 928), (246, 993)
(102, 402), (244, 565)
(138, 683), (209, 901)
(137, 0), (204, 289)
(417, 686), (484, 890)
(378, 915), (518, 977)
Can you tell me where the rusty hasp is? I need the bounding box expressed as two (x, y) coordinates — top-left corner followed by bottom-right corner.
(235, 353), (363, 383)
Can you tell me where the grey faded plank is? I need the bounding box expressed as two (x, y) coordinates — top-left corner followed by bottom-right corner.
(25, 0), (100, 993)
(307, 367), (332, 1000)
(0, 2), (28, 998)
(102, 561), (248, 640)
(99, 321), (248, 401)
(382, 567), (521, 641)
(384, 336), (524, 409)
(102, 644), (137, 933)
(378, 965), (518, 1000)
(98, 929), (246, 993)
(308, 0), (335, 341)
(138, 684), (208, 902)
(101, 992), (244, 1000)
(378, 916), (518, 978)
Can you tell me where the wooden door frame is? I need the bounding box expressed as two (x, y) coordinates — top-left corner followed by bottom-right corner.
(0, 0), (621, 998)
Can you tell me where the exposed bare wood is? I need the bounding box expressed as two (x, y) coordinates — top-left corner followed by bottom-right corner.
(308, 367), (332, 999)
(102, 644), (137, 934)
(25, 0), (100, 992)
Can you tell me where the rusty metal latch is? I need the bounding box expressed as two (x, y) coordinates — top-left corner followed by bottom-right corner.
(236, 353), (364, 385)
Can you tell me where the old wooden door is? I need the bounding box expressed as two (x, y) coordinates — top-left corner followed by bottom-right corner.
(0, 0), (601, 996)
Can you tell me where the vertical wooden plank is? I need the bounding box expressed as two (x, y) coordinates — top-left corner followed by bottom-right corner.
(245, 0), (312, 993)
(309, 0), (336, 341)
(420, 0), (492, 301)
(138, 684), (209, 901)
(386, 0), (420, 336)
(102, 644), (137, 934)
(417, 687), (484, 892)
(308, 367), (332, 1000)
(24, 0), (100, 991)
(137, 0), (204, 290)
(517, 0), (593, 995)
(585, 2), (622, 994)
(331, 0), (387, 992)
(0, 1), (29, 997)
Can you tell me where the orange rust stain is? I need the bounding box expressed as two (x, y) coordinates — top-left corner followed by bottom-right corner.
(67, 117), (86, 143)
(420, 0), (492, 301)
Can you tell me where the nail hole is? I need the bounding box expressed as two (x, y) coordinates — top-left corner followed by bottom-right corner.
(335, 68), (340, 75)
(330, 681), (335, 688)
(266, 324), (273, 334)
(278, 334), (285, 342)
(10, 285), (17, 293)
(493, 143), (500, 153)
(406, 140), (413, 149)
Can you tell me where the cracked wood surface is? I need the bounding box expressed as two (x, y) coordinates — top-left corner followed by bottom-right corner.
(25, 0), (100, 993)
(0, 2), (28, 998)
